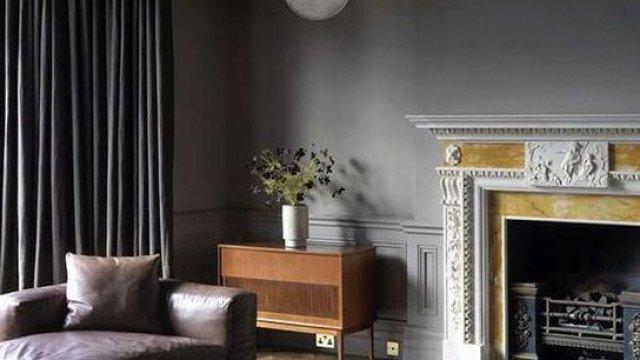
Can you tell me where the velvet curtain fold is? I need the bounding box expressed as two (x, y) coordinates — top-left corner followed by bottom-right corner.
(0, 0), (173, 293)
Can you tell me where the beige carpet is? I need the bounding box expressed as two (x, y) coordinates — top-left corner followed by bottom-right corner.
(257, 350), (366, 359)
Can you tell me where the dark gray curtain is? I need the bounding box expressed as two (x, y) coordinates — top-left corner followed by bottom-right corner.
(0, 0), (173, 293)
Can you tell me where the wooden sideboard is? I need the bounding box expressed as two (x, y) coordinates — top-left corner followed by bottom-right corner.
(218, 242), (375, 359)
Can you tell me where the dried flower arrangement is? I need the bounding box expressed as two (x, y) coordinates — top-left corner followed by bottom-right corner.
(246, 146), (345, 206)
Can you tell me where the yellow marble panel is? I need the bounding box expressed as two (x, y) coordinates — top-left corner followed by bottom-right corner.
(611, 144), (640, 172)
(442, 142), (524, 169)
(441, 142), (640, 171)
(488, 191), (640, 359)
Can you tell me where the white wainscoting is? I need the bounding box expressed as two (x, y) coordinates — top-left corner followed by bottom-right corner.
(173, 209), (444, 359)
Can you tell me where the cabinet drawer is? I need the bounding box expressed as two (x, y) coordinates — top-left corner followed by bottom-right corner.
(220, 248), (340, 286)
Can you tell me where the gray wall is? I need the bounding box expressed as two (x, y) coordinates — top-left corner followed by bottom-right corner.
(217, 0), (441, 221)
(417, 0), (640, 114)
(173, 0), (640, 227)
(173, 0), (229, 214)
(172, 0), (640, 356)
(174, 0), (444, 224)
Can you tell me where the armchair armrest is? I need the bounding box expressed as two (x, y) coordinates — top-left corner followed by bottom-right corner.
(160, 279), (256, 360)
(0, 284), (67, 341)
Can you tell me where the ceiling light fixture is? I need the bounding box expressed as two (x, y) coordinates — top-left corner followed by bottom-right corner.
(284, 0), (349, 21)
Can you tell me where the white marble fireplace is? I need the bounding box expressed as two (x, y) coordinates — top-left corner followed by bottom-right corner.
(410, 115), (640, 360)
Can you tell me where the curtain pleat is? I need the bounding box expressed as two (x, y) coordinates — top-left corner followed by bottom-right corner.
(17, 0), (36, 290)
(0, 0), (173, 293)
(155, 0), (172, 277)
(2, 0), (19, 292)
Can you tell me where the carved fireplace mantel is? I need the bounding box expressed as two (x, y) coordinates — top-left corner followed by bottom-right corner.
(410, 114), (640, 360)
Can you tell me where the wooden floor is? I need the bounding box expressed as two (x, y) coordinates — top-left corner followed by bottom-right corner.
(257, 350), (367, 359)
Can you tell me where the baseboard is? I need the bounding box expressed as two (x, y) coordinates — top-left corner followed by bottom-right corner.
(402, 326), (444, 359)
(259, 320), (443, 359)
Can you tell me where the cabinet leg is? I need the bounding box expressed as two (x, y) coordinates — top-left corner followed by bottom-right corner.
(368, 327), (374, 360)
(337, 332), (344, 360)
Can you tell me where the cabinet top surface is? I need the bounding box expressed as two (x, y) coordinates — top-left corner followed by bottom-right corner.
(218, 241), (374, 256)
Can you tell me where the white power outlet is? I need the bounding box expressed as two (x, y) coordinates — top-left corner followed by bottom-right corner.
(386, 341), (400, 357)
(315, 333), (335, 349)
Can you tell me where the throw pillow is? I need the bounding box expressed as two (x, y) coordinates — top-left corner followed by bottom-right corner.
(64, 253), (162, 333)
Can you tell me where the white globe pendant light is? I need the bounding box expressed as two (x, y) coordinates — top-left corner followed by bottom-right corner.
(284, 0), (349, 20)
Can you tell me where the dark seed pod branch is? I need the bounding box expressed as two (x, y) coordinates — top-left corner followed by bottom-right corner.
(246, 146), (346, 206)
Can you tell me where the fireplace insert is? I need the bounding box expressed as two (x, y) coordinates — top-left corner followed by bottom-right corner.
(509, 282), (640, 360)
(506, 219), (640, 360)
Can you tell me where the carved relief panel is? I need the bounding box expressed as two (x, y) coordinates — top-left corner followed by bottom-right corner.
(525, 141), (609, 187)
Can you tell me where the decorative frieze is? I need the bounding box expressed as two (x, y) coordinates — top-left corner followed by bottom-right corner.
(416, 126), (640, 141)
(525, 141), (609, 187)
(611, 171), (640, 182)
(437, 167), (524, 181)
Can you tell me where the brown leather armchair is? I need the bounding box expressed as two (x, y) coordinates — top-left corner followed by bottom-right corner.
(0, 279), (256, 360)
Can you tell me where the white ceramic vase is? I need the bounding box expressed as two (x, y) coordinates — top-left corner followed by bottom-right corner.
(282, 204), (308, 248)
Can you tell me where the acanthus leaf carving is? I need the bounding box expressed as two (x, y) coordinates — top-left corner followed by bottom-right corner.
(441, 173), (475, 344)
(444, 205), (464, 339)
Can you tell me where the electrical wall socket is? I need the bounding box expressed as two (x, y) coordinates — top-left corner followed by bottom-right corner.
(315, 333), (335, 349)
(386, 341), (400, 357)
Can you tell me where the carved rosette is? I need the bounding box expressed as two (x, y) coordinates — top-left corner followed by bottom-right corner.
(445, 144), (462, 166)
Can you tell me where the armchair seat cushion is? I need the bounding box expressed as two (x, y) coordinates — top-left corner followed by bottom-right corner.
(0, 331), (221, 360)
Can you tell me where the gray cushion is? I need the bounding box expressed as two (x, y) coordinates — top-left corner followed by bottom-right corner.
(0, 331), (220, 360)
(64, 253), (162, 333)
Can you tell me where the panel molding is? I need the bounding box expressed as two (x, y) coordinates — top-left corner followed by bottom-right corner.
(418, 244), (438, 317)
(371, 240), (407, 321)
(406, 223), (444, 335)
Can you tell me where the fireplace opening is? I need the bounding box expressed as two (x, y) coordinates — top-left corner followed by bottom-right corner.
(506, 219), (640, 360)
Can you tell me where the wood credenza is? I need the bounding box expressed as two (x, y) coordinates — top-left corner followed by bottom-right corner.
(218, 242), (375, 359)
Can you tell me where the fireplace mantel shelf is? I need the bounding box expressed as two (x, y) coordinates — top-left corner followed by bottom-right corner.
(408, 114), (640, 141)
